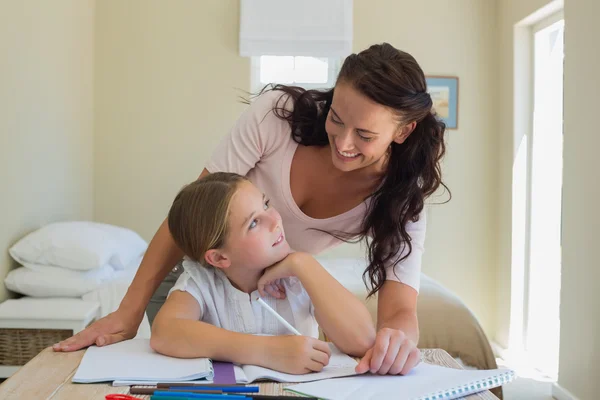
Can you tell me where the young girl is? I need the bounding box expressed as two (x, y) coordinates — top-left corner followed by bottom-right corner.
(150, 172), (375, 374)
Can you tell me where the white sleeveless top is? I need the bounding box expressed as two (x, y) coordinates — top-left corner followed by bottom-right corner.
(169, 258), (319, 337)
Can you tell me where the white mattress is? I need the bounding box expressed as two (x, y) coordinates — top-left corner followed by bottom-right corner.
(5, 256), (151, 339)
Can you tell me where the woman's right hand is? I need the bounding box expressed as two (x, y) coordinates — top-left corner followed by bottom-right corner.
(52, 307), (142, 352)
(263, 335), (331, 374)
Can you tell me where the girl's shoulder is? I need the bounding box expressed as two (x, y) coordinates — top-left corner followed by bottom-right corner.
(181, 258), (222, 287)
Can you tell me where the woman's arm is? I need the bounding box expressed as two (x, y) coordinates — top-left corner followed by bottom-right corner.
(353, 211), (425, 374)
(377, 281), (419, 341)
(355, 281), (420, 375)
(54, 171), (211, 352)
(151, 291), (331, 374)
(259, 252), (376, 356)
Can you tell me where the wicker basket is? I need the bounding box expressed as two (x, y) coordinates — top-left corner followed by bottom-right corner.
(0, 328), (72, 366)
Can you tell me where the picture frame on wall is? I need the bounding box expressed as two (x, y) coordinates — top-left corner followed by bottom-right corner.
(425, 76), (459, 129)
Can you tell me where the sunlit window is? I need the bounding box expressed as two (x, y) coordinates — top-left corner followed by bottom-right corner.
(251, 56), (340, 93)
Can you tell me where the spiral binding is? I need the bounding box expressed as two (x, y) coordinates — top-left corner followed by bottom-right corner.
(419, 369), (515, 400)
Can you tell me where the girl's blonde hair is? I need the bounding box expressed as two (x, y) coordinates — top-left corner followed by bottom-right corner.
(168, 172), (248, 264)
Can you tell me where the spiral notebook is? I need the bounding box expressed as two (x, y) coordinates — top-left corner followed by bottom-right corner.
(285, 362), (514, 400)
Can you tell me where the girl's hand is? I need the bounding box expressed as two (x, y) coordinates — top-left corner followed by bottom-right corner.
(258, 252), (304, 299)
(263, 335), (331, 374)
(355, 328), (420, 375)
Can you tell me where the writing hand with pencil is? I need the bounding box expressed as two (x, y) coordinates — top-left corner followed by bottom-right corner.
(260, 334), (332, 374)
(252, 296), (332, 374)
(256, 256), (333, 374)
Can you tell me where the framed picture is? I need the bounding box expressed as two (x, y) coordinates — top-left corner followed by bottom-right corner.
(425, 76), (459, 129)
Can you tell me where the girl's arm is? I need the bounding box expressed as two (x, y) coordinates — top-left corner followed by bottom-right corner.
(151, 290), (331, 374)
(259, 253), (376, 356)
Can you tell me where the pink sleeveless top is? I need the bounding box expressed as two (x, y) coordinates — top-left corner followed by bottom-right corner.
(205, 91), (425, 292)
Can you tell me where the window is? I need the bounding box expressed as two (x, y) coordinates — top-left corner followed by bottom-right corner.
(251, 56), (341, 94)
(525, 13), (564, 379)
(511, 10), (564, 380)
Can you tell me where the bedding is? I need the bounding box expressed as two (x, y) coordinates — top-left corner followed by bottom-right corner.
(5, 264), (116, 297)
(4, 256), (151, 339)
(316, 258), (497, 371)
(9, 221), (147, 271)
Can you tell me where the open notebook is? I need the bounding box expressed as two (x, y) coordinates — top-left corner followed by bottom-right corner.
(286, 362), (515, 400)
(72, 339), (358, 384)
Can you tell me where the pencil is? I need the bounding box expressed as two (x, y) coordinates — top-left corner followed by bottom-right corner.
(130, 387), (222, 395)
(153, 392), (247, 399)
(255, 297), (301, 335)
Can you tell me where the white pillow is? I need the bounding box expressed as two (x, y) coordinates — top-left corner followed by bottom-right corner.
(4, 264), (117, 298)
(9, 221), (147, 271)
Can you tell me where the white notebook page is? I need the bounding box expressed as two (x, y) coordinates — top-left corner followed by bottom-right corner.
(286, 363), (514, 400)
(73, 339), (212, 383)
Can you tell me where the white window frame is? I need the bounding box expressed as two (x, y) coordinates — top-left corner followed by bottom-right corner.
(509, 6), (564, 380)
(250, 56), (342, 94)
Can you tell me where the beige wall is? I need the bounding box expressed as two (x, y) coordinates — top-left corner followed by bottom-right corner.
(0, 1), (95, 301)
(354, 0), (498, 335)
(558, 0), (600, 397)
(94, 0), (249, 239)
(94, 0), (499, 335)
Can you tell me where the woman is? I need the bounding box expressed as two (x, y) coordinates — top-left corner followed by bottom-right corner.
(55, 42), (448, 376)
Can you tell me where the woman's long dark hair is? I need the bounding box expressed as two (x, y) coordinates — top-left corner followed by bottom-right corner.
(256, 43), (449, 296)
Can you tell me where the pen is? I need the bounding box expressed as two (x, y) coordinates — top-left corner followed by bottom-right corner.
(171, 386), (259, 393)
(131, 386), (259, 395)
(150, 396), (318, 400)
(255, 297), (301, 335)
(157, 383), (246, 388)
(151, 396), (192, 400)
(153, 392), (248, 399)
(130, 388), (222, 395)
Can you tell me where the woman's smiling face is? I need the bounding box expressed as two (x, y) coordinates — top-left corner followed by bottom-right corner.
(325, 82), (408, 173)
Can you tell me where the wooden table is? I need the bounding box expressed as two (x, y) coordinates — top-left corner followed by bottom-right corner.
(0, 348), (499, 399)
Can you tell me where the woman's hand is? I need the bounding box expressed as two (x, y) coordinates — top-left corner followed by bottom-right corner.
(258, 252), (303, 299)
(263, 335), (331, 374)
(355, 328), (420, 375)
(52, 307), (142, 352)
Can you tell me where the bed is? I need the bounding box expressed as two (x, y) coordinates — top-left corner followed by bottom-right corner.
(4, 257), (152, 340)
(317, 258), (497, 371)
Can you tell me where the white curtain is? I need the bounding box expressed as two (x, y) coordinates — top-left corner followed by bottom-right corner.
(239, 0), (353, 57)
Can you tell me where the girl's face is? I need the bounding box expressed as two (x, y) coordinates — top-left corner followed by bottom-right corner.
(217, 180), (291, 270)
(325, 82), (412, 173)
